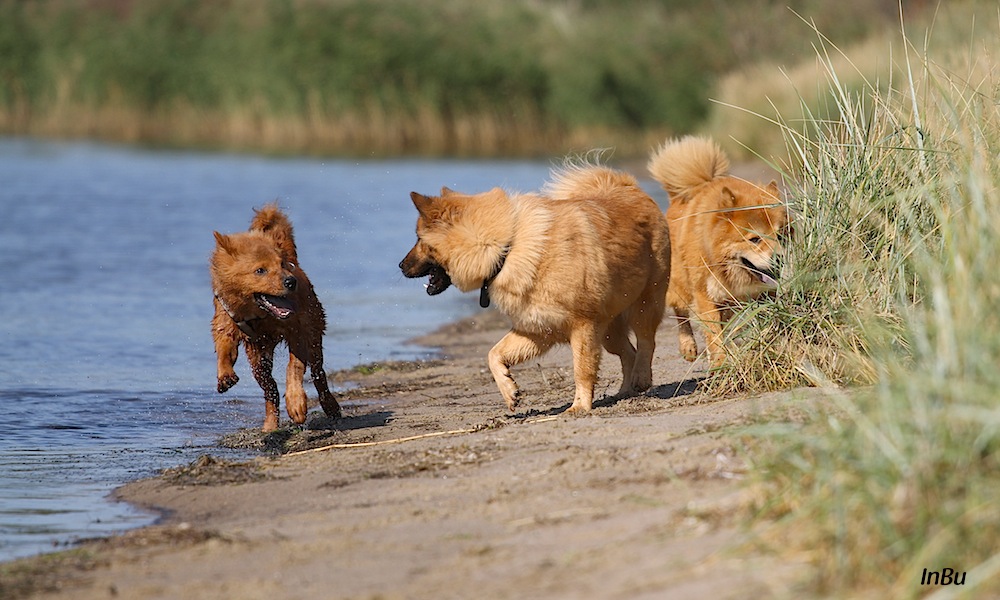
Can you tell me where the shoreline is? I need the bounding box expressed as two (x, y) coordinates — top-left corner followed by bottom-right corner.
(3, 308), (813, 599)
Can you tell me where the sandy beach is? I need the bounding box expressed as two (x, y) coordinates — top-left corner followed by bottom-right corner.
(8, 309), (813, 599)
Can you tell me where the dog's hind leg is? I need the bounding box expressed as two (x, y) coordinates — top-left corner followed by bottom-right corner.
(566, 322), (603, 414)
(603, 313), (637, 395)
(488, 330), (554, 412)
(246, 339), (281, 432)
(305, 334), (342, 419)
(629, 292), (665, 393)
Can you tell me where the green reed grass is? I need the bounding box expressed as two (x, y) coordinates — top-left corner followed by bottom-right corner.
(0, 0), (900, 156)
(719, 5), (1000, 596)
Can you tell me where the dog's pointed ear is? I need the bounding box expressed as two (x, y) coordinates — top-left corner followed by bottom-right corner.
(410, 191), (437, 218)
(214, 231), (234, 254)
(720, 186), (737, 208)
(440, 186), (458, 197)
(766, 180), (781, 198)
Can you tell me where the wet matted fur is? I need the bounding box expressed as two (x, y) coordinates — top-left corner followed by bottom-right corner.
(400, 163), (671, 413)
(211, 204), (341, 431)
(648, 136), (791, 366)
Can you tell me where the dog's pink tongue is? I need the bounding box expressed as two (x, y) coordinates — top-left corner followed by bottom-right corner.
(761, 272), (778, 287)
(255, 293), (296, 319)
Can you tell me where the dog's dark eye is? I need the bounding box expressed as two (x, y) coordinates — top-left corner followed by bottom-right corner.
(287, 262), (296, 270)
(749, 236), (763, 245)
(255, 267), (267, 275)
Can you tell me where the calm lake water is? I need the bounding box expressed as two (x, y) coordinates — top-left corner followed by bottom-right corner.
(0, 138), (560, 562)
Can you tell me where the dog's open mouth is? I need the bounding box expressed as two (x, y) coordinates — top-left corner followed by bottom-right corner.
(254, 293), (296, 319)
(740, 257), (778, 286)
(425, 265), (452, 296)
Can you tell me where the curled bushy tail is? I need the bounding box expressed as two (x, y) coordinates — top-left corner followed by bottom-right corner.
(542, 160), (641, 201)
(250, 202), (299, 263)
(647, 136), (729, 202)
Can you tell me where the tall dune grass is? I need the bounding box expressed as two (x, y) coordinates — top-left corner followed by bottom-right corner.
(706, 1), (998, 162)
(720, 5), (1000, 596)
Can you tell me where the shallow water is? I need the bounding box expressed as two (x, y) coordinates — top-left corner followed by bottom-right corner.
(0, 138), (557, 561)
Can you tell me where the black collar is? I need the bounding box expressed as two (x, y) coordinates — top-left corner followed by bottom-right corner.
(479, 245), (510, 308)
(215, 293), (263, 337)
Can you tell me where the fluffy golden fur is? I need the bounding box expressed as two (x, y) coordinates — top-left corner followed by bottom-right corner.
(648, 136), (790, 366)
(400, 163), (670, 413)
(211, 204), (341, 431)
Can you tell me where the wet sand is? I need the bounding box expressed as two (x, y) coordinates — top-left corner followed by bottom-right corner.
(10, 309), (813, 599)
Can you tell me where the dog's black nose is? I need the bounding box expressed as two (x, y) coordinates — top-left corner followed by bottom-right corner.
(283, 275), (297, 291)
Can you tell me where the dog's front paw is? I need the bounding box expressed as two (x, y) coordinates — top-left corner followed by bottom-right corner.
(285, 392), (308, 425)
(494, 373), (522, 412)
(679, 339), (699, 362)
(217, 373), (239, 393)
(504, 388), (521, 412)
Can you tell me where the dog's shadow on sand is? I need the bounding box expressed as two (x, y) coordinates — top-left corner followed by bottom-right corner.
(643, 377), (704, 400)
(595, 376), (704, 409)
(276, 377), (705, 445)
(251, 410), (394, 451)
(305, 410), (394, 433)
(223, 409), (397, 454)
(515, 377), (704, 417)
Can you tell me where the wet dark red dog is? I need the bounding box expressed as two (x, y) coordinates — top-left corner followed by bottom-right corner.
(210, 204), (340, 431)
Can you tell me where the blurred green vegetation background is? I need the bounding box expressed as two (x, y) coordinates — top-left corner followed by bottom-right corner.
(0, 0), (920, 157)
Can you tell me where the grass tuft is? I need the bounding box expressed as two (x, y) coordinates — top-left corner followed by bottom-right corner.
(719, 4), (1000, 596)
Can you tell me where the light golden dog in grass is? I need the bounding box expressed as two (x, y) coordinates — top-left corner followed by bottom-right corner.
(648, 136), (790, 366)
(400, 163), (670, 413)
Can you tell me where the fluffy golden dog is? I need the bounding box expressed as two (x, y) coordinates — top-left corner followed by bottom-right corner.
(400, 163), (670, 413)
(211, 204), (341, 431)
(648, 136), (790, 366)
